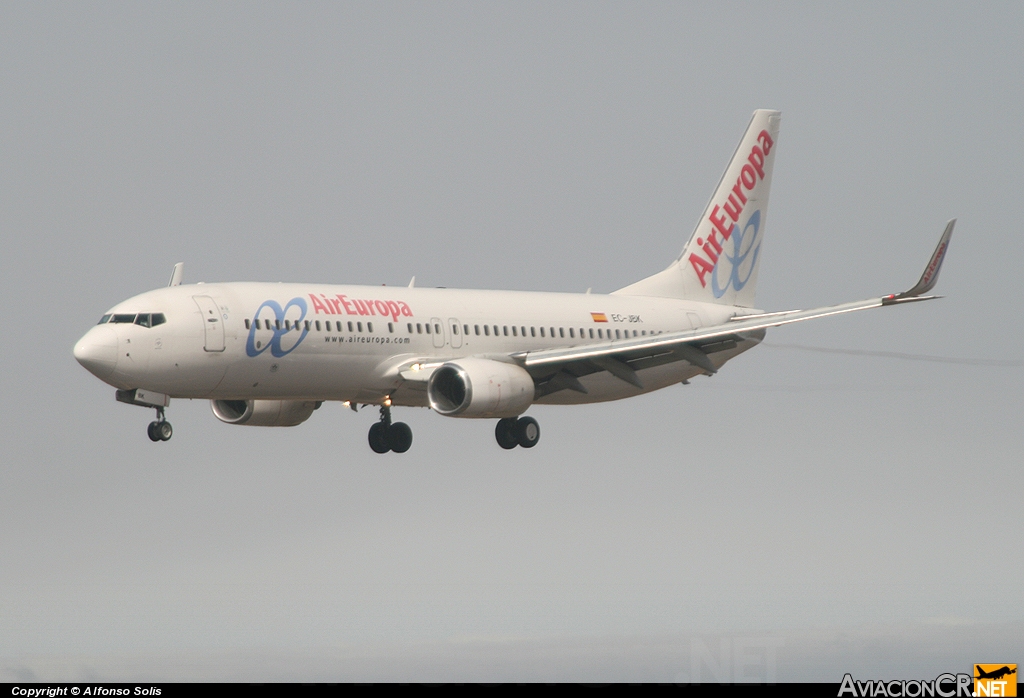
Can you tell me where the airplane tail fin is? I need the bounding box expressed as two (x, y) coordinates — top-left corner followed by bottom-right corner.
(614, 109), (781, 307)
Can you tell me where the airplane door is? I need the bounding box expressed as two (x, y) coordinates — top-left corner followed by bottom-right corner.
(686, 311), (702, 329)
(430, 317), (445, 349)
(193, 295), (225, 352)
(449, 318), (462, 349)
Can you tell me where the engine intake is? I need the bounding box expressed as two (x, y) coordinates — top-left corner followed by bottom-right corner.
(210, 399), (319, 427)
(427, 357), (534, 418)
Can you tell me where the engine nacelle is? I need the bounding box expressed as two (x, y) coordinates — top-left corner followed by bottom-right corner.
(427, 357), (535, 418)
(210, 399), (319, 427)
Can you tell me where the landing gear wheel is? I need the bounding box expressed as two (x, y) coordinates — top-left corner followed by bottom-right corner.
(387, 422), (413, 453)
(148, 420), (172, 442)
(515, 416), (540, 448)
(368, 422), (391, 454)
(495, 418), (519, 450)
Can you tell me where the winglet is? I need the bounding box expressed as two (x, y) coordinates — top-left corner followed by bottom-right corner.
(168, 262), (184, 287)
(884, 219), (954, 304)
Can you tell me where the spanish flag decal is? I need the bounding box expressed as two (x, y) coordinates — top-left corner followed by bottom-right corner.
(590, 312), (608, 323)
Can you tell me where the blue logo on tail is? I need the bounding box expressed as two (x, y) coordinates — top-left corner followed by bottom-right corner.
(711, 210), (762, 299)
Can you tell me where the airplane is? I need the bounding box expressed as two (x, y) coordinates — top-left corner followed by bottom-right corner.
(73, 110), (954, 453)
(976, 666), (1017, 681)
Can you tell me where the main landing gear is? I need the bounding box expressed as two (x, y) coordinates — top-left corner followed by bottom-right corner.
(368, 405), (413, 454)
(495, 416), (540, 450)
(147, 406), (173, 442)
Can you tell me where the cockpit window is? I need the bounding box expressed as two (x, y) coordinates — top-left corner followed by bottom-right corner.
(101, 312), (167, 327)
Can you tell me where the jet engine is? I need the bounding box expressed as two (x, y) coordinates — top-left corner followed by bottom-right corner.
(210, 399), (319, 427)
(427, 357), (535, 418)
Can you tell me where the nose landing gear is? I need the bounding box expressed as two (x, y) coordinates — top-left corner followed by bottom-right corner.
(368, 404), (413, 454)
(147, 406), (173, 442)
(495, 416), (540, 450)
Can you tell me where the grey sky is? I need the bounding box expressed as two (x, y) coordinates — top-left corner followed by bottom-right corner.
(1, 2), (1021, 681)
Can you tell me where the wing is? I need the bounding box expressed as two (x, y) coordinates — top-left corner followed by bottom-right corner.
(516, 219), (955, 394)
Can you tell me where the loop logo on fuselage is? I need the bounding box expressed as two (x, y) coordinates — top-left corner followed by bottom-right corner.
(246, 297), (308, 358)
(711, 209), (762, 299)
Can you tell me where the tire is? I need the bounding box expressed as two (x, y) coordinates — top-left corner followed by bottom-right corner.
(147, 421), (161, 442)
(158, 421), (173, 441)
(495, 418), (519, 450)
(515, 416), (540, 448)
(387, 422), (413, 453)
(368, 422), (391, 453)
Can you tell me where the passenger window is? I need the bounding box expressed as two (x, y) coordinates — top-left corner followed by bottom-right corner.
(615, 330), (621, 339)
(512, 326), (517, 337)
(275, 320), (281, 330)
(389, 323), (394, 333)
(304, 321), (310, 331)
(368, 322), (373, 333)
(408, 323), (413, 333)
(316, 321), (321, 331)
(245, 319), (251, 330)
(452, 324), (459, 335)
(493, 325), (499, 336)
(474, 325), (480, 336)
(589, 329), (594, 339)
(357, 322), (363, 332)
(435, 323), (441, 334)
(285, 320), (291, 330)
(98, 314), (112, 325)
(531, 327), (536, 337)
(464, 324), (470, 335)
(598, 329), (603, 339)
(569, 328), (574, 338)
(484, 325), (490, 336)
(550, 327), (555, 338)
(348, 321), (354, 332)
(503, 326), (508, 336)
(559, 328), (564, 338)
(540, 327), (545, 337)
(521, 326), (526, 337)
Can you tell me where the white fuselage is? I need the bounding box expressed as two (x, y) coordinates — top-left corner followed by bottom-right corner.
(74, 282), (760, 411)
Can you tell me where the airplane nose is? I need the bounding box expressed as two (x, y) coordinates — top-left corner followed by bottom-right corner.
(74, 325), (118, 380)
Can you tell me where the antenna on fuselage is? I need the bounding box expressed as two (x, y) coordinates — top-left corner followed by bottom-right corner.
(168, 262), (184, 287)
(408, 276), (416, 288)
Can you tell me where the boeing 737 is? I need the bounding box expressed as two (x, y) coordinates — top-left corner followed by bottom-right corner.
(73, 110), (954, 453)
